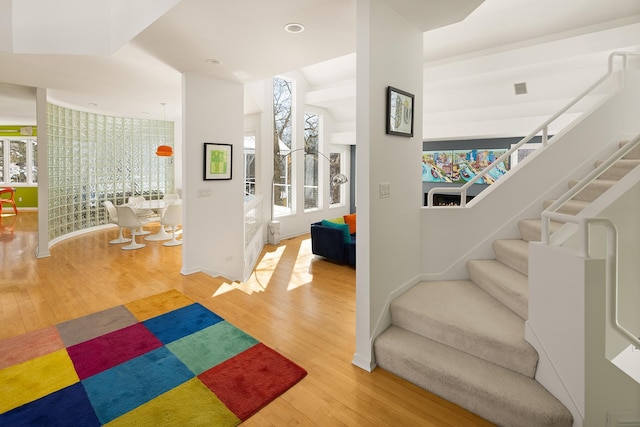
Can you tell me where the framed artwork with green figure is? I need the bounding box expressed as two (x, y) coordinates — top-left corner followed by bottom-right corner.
(203, 143), (232, 180)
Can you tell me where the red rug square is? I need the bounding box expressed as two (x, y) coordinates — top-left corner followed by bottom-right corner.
(67, 323), (162, 379)
(198, 343), (307, 421)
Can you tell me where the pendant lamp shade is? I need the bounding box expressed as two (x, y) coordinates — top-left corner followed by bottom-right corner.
(156, 145), (173, 156)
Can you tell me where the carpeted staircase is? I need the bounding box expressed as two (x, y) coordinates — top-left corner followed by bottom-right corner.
(374, 141), (640, 426)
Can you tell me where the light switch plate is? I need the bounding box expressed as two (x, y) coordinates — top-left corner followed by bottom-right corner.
(380, 183), (391, 198)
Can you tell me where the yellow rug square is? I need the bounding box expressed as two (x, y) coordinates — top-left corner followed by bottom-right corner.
(0, 349), (79, 413)
(105, 378), (241, 427)
(125, 289), (194, 321)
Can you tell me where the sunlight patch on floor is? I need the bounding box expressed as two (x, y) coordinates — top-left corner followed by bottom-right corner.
(211, 239), (318, 296)
(287, 238), (313, 291)
(213, 280), (265, 297)
(212, 245), (286, 297)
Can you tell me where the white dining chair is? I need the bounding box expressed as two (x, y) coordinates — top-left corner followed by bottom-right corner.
(162, 193), (180, 201)
(115, 205), (146, 250)
(127, 195), (157, 235)
(160, 193), (180, 232)
(103, 201), (131, 244)
(161, 203), (182, 247)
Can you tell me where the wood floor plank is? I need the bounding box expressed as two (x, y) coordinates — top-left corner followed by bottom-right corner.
(0, 212), (495, 426)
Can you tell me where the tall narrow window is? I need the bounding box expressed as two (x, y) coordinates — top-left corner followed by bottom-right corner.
(304, 113), (319, 210)
(243, 134), (256, 199)
(10, 139), (28, 183)
(273, 77), (293, 217)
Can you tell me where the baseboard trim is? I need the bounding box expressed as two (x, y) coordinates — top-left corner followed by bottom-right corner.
(352, 353), (376, 372)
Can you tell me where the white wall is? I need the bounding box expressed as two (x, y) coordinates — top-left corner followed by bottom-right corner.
(353, 0), (423, 371)
(181, 73), (244, 281)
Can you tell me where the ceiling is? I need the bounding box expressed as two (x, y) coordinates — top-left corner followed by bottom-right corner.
(1, 0), (639, 140)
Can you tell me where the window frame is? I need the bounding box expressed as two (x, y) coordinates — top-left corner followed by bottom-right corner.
(0, 137), (38, 186)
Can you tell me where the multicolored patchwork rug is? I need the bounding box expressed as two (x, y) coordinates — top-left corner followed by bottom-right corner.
(0, 290), (307, 426)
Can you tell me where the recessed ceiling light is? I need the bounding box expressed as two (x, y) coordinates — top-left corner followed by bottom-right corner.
(205, 58), (222, 65)
(284, 23), (305, 33)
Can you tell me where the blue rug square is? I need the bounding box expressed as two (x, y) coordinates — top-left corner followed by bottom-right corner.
(82, 346), (194, 424)
(0, 382), (100, 427)
(143, 303), (223, 344)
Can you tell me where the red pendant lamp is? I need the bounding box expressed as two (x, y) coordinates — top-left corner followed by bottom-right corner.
(156, 103), (173, 156)
(156, 145), (173, 156)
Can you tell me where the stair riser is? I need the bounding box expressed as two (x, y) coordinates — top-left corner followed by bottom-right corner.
(493, 241), (528, 276)
(467, 260), (528, 320)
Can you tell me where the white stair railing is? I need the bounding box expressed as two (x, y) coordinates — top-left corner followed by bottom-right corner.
(540, 134), (640, 241)
(427, 51), (640, 207)
(541, 212), (640, 352)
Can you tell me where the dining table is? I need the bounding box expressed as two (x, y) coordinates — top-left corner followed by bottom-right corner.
(127, 199), (181, 241)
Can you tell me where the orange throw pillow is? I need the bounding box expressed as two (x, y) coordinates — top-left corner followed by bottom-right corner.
(343, 213), (356, 234)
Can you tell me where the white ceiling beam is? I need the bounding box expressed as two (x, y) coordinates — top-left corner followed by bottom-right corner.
(0, 0), (180, 55)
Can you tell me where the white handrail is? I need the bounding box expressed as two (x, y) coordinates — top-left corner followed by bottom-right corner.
(427, 51), (640, 207)
(541, 214), (640, 350)
(540, 134), (640, 243)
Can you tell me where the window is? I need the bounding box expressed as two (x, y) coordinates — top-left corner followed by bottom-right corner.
(304, 113), (319, 211)
(273, 77), (293, 217)
(243, 135), (256, 199)
(0, 138), (38, 185)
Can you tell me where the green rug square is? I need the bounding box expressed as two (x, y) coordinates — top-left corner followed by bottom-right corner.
(167, 321), (258, 375)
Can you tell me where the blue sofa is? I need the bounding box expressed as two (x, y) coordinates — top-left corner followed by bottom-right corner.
(310, 221), (356, 267)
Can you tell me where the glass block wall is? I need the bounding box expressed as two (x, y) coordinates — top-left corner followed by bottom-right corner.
(47, 104), (174, 241)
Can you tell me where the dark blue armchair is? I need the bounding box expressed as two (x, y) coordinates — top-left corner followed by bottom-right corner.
(310, 221), (356, 267)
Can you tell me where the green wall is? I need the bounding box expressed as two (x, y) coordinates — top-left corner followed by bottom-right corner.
(14, 187), (38, 208)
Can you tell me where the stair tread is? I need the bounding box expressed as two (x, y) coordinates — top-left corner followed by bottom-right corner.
(596, 158), (640, 180)
(543, 198), (589, 215)
(568, 178), (617, 186)
(596, 158), (640, 166)
(519, 218), (564, 242)
(568, 178), (616, 202)
(375, 326), (573, 427)
(391, 280), (537, 377)
(468, 259), (528, 320)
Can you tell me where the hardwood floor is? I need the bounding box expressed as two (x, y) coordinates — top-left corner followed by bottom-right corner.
(0, 212), (494, 426)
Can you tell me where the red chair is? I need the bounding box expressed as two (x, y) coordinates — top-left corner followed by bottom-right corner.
(0, 187), (18, 215)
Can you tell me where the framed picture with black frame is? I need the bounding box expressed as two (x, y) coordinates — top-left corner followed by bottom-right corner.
(203, 143), (232, 180)
(386, 86), (414, 137)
